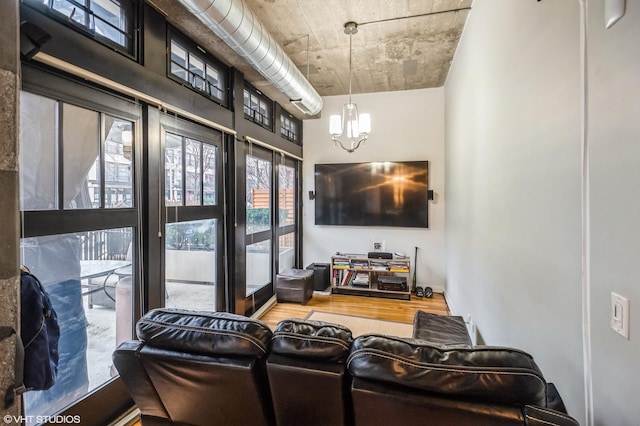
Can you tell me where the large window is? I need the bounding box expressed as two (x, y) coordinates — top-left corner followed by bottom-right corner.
(246, 152), (272, 296)
(19, 88), (139, 425)
(169, 35), (227, 105)
(163, 120), (224, 311)
(278, 162), (297, 272)
(26, 0), (136, 54)
(243, 86), (272, 130)
(243, 150), (299, 300)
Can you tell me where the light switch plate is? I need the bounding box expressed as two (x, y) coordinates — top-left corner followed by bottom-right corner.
(605, 0), (626, 29)
(611, 292), (629, 339)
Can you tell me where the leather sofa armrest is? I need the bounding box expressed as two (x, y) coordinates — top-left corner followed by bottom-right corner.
(413, 311), (472, 345)
(524, 405), (580, 426)
(546, 382), (567, 413)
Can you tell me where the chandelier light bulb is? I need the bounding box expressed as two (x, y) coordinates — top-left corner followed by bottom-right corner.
(328, 22), (370, 153)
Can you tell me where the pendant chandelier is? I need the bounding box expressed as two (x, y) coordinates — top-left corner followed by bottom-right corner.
(329, 22), (371, 153)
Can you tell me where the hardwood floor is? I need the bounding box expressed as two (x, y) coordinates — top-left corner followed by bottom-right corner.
(258, 292), (449, 330)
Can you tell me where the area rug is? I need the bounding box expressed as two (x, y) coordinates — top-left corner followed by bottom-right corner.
(305, 311), (413, 338)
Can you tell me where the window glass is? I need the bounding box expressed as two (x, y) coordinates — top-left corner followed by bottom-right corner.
(21, 228), (134, 425)
(19, 91), (58, 211)
(169, 36), (226, 103)
(185, 139), (202, 206)
(30, 0), (133, 51)
(203, 144), (217, 205)
(279, 165), (295, 227)
(243, 87), (272, 129)
(206, 64), (222, 99)
(165, 132), (183, 206)
(170, 40), (188, 81)
(165, 132), (218, 207)
(104, 117), (133, 208)
(93, 0), (125, 45)
(246, 239), (271, 296)
(243, 90), (251, 116)
(62, 103), (100, 209)
(246, 155), (272, 234)
(280, 115), (299, 143)
(278, 233), (295, 273)
(165, 219), (217, 310)
(53, 0), (88, 26)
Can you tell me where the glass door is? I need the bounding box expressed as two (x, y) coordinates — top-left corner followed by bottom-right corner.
(245, 148), (273, 297)
(162, 118), (224, 311)
(19, 87), (140, 424)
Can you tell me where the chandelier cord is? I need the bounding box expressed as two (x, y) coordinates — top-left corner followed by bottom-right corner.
(348, 30), (353, 105)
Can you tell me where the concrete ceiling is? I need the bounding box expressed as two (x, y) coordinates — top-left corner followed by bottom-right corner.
(146, 0), (472, 119)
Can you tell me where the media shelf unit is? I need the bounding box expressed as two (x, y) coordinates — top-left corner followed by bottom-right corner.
(330, 254), (411, 300)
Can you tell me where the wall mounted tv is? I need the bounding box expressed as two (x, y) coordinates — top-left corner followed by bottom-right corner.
(314, 161), (429, 228)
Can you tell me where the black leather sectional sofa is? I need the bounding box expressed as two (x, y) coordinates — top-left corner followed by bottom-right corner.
(112, 308), (579, 426)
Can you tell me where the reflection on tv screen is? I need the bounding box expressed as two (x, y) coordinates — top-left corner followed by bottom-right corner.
(314, 161), (429, 228)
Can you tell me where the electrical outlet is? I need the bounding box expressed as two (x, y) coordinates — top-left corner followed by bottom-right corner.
(611, 292), (629, 339)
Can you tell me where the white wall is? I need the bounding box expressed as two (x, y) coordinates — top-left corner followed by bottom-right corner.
(444, 0), (586, 422)
(588, 1), (640, 425)
(302, 88), (446, 291)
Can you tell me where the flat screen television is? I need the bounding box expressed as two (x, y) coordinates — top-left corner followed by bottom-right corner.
(314, 161), (429, 228)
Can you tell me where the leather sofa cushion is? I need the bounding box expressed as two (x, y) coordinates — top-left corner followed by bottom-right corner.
(271, 319), (353, 362)
(136, 308), (273, 358)
(347, 334), (547, 406)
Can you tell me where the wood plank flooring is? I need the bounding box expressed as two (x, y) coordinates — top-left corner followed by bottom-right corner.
(258, 292), (449, 330)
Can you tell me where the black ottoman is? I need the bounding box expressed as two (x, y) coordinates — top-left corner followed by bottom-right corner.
(412, 311), (472, 345)
(276, 269), (314, 305)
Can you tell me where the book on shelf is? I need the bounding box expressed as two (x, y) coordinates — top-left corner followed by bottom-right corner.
(350, 260), (369, 269)
(352, 272), (369, 285)
(341, 270), (355, 286)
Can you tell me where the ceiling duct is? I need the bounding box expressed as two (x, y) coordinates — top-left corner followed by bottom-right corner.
(178, 0), (323, 116)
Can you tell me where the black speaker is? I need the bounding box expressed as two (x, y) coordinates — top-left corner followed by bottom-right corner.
(20, 21), (51, 60)
(367, 252), (393, 259)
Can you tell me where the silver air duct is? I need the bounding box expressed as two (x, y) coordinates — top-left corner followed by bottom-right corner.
(178, 0), (323, 116)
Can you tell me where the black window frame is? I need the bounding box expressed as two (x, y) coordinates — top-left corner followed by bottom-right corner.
(167, 28), (229, 108)
(23, 0), (138, 59)
(20, 67), (143, 425)
(243, 84), (273, 131)
(280, 111), (300, 144)
(161, 116), (226, 312)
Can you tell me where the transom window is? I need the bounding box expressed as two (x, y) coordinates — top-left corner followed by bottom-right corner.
(280, 113), (300, 143)
(243, 86), (272, 130)
(27, 0), (135, 53)
(169, 36), (226, 105)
